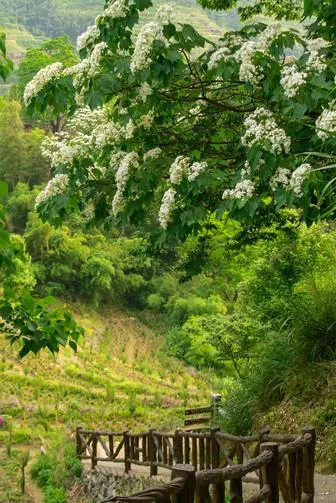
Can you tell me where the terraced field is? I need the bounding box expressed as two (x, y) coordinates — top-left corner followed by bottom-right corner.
(0, 304), (217, 501)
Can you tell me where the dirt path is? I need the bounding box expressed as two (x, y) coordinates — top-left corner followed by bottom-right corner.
(315, 474), (336, 502)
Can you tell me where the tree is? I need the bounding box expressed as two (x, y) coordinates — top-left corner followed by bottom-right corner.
(15, 36), (78, 131)
(23, 1), (336, 245)
(0, 99), (49, 190)
(16, 36), (78, 97)
(0, 36), (83, 357)
(0, 33), (13, 81)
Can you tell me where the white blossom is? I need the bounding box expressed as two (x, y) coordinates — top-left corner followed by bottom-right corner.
(0, 317), (21, 337)
(170, 156), (191, 185)
(139, 82), (153, 102)
(24, 62), (63, 106)
(154, 4), (174, 25)
(138, 111), (154, 129)
(270, 168), (291, 191)
(130, 21), (162, 73)
(188, 161), (207, 182)
(35, 174), (70, 208)
(82, 201), (96, 221)
(280, 64), (307, 98)
(222, 179), (255, 199)
(234, 23), (283, 84)
(104, 0), (129, 19)
(306, 38), (329, 72)
(208, 47), (231, 70)
(159, 188), (176, 229)
(316, 103), (336, 140)
(76, 25), (99, 51)
(125, 119), (136, 139)
(242, 108), (291, 155)
(63, 59), (90, 88)
(88, 42), (109, 75)
(110, 150), (127, 168)
(241, 160), (252, 179)
(130, 5), (172, 73)
(290, 163), (311, 196)
(93, 120), (123, 148)
(112, 152), (139, 215)
(143, 148), (162, 161)
(189, 105), (202, 117)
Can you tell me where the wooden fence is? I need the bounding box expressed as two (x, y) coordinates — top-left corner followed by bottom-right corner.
(76, 426), (316, 502)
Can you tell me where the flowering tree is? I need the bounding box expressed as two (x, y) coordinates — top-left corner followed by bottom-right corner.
(24, 0), (336, 242)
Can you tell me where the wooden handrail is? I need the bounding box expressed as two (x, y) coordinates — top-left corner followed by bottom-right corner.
(76, 425), (316, 502)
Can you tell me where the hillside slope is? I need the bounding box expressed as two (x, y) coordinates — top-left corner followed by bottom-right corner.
(1, 0), (239, 60)
(0, 303), (216, 501)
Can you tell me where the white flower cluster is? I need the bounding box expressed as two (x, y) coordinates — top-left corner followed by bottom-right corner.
(242, 108), (291, 155)
(130, 5), (173, 73)
(138, 111), (154, 129)
(170, 156), (191, 184)
(104, 0), (129, 19)
(125, 119), (136, 139)
(290, 163), (311, 196)
(188, 161), (207, 182)
(159, 188), (176, 229)
(130, 22), (162, 73)
(270, 164), (311, 196)
(208, 47), (231, 70)
(24, 62), (63, 106)
(155, 4), (174, 25)
(143, 148), (162, 161)
(68, 107), (107, 135)
(316, 102), (336, 140)
(65, 42), (109, 87)
(0, 317), (21, 337)
(306, 38), (329, 72)
(41, 134), (85, 168)
(76, 25), (99, 51)
(35, 174), (70, 208)
(63, 59), (90, 88)
(222, 179), (255, 199)
(94, 120), (123, 148)
(280, 64), (307, 98)
(170, 156), (207, 184)
(139, 82), (153, 102)
(270, 168), (291, 191)
(235, 23), (282, 84)
(88, 42), (109, 74)
(112, 152), (139, 215)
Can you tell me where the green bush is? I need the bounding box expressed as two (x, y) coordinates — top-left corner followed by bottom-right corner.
(43, 486), (67, 503)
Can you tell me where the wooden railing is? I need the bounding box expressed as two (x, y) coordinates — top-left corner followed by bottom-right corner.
(76, 426), (316, 502)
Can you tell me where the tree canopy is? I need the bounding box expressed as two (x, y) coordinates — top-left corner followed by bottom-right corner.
(0, 35), (83, 357)
(21, 0), (336, 243)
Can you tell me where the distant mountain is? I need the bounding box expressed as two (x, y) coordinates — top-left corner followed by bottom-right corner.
(0, 0), (241, 59)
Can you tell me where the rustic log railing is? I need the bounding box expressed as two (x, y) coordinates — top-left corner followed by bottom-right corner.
(76, 426), (316, 503)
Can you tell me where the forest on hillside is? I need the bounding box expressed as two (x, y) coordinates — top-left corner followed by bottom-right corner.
(1, 0), (336, 501)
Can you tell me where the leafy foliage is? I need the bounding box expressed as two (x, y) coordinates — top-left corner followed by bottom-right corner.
(22, 0), (336, 245)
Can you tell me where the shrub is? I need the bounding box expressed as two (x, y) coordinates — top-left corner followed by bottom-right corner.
(43, 486), (67, 503)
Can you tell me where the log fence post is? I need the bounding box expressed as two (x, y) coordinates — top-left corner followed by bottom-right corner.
(149, 429), (158, 476)
(76, 426), (82, 457)
(171, 464), (196, 503)
(260, 442), (279, 503)
(92, 434), (98, 469)
(302, 427), (316, 503)
(124, 430), (131, 473)
(211, 427), (225, 503)
(174, 429), (183, 464)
